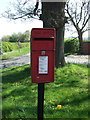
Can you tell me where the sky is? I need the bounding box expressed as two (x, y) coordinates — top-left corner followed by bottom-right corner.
(0, 0), (88, 39)
(0, 0), (43, 39)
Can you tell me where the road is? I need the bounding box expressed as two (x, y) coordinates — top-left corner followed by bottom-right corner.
(65, 55), (89, 65)
(0, 54), (89, 69)
(0, 53), (30, 69)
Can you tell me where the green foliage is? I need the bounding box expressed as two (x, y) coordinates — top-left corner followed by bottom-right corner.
(2, 42), (29, 53)
(83, 40), (90, 42)
(1, 42), (30, 59)
(1, 30), (30, 42)
(1, 47), (30, 60)
(1, 64), (89, 118)
(1, 35), (10, 42)
(64, 38), (79, 54)
(17, 30), (30, 42)
(9, 33), (18, 42)
(19, 42), (29, 48)
(2, 42), (18, 52)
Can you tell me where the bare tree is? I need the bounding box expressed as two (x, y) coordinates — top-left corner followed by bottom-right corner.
(2, 0), (40, 20)
(65, 0), (90, 54)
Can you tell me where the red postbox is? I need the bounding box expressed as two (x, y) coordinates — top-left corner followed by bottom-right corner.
(31, 28), (56, 83)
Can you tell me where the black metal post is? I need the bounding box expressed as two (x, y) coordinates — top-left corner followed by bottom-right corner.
(38, 83), (44, 120)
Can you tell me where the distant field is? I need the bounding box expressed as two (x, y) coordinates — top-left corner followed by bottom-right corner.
(2, 64), (89, 119)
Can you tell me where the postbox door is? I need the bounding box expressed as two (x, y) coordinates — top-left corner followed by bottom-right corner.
(31, 51), (55, 83)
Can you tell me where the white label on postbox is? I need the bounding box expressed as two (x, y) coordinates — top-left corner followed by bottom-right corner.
(39, 56), (48, 74)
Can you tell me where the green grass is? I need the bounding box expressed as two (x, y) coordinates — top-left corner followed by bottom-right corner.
(1, 46), (30, 60)
(1, 64), (89, 119)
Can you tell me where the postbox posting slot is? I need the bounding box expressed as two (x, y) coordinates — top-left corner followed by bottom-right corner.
(34, 38), (54, 40)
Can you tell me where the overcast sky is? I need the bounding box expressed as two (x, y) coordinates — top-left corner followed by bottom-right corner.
(0, 0), (43, 39)
(0, 0), (88, 39)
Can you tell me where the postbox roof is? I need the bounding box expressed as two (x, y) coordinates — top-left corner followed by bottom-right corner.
(31, 28), (56, 38)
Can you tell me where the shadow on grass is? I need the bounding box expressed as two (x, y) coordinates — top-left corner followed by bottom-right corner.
(2, 106), (37, 119)
(2, 65), (39, 119)
(59, 95), (88, 106)
(2, 65), (31, 84)
(2, 86), (36, 98)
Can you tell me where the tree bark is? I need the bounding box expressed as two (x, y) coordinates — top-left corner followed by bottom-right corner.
(56, 27), (65, 67)
(78, 31), (83, 54)
(42, 2), (66, 67)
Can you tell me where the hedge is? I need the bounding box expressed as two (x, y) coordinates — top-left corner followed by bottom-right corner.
(64, 38), (79, 54)
(2, 42), (29, 53)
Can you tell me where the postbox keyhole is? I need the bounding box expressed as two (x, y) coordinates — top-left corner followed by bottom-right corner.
(41, 50), (46, 55)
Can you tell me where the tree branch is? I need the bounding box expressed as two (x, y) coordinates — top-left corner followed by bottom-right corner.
(66, 3), (79, 31)
(77, 1), (85, 24)
(81, 15), (90, 31)
(34, 0), (39, 15)
(66, 0), (90, 34)
(2, 0), (40, 20)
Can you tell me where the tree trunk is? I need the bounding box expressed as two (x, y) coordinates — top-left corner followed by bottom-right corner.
(78, 31), (83, 54)
(56, 27), (65, 67)
(42, 2), (66, 67)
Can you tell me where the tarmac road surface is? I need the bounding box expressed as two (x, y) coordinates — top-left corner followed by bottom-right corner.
(0, 53), (30, 69)
(0, 54), (89, 69)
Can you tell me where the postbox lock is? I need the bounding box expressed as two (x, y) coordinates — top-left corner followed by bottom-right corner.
(41, 50), (46, 55)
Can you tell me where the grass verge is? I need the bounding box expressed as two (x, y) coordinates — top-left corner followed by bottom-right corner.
(1, 64), (89, 119)
(0, 46), (30, 60)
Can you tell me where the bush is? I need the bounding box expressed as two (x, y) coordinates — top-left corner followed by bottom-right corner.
(2, 42), (30, 53)
(2, 42), (18, 52)
(2, 42), (11, 52)
(64, 38), (79, 54)
(21, 43), (30, 47)
(1, 30), (30, 42)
